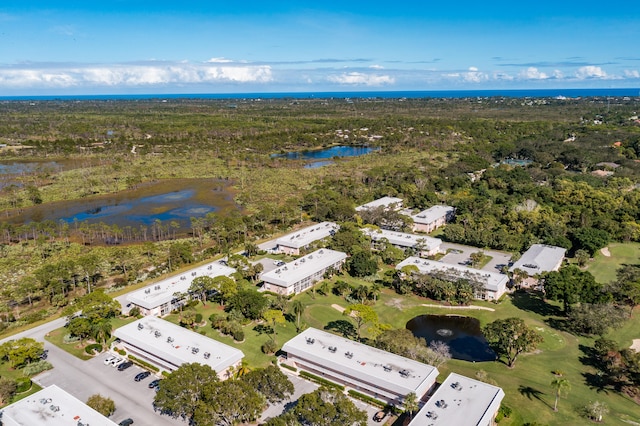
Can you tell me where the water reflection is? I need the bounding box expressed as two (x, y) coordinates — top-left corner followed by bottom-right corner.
(272, 145), (379, 161)
(406, 314), (496, 362)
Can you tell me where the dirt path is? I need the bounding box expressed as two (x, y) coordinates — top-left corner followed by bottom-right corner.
(600, 247), (611, 257)
(331, 304), (345, 313)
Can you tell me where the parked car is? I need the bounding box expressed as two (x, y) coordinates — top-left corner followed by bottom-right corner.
(118, 419), (134, 426)
(148, 379), (160, 389)
(373, 411), (387, 422)
(103, 355), (116, 365)
(40, 349), (49, 360)
(117, 361), (133, 371)
(109, 357), (123, 367)
(134, 371), (151, 382)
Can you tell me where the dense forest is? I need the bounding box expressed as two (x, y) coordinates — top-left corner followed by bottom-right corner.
(1, 95), (639, 328)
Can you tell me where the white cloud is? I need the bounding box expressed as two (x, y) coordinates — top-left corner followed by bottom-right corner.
(206, 57), (234, 63)
(0, 62), (273, 88)
(519, 67), (548, 80)
(327, 72), (395, 86)
(624, 69), (640, 78)
(462, 67), (488, 83)
(369, 64), (384, 69)
(575, 66), (608, 79)
(553, 69), (564, 79)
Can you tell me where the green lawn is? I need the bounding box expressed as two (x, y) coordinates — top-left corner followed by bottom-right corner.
(587, 242), (640, 284)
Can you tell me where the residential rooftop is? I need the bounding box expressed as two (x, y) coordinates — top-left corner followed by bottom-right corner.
(362, 228), (442, 251)
(275, 221), (339, 249)
(260, 248), (347, 288)
(411, 205), (455, 225)
(355, 196), (403, 212)
(509, 244), (566, 276)
(396, 257), (508, 292)
(282, 328), (439, 398)
(127, 261), (236, 309)
(408, 373), (504, 426)
(0, 384), (118, 426)
(113, 316), (243, 372)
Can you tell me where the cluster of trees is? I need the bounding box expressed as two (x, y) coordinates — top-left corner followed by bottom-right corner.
(153, 363), (294, 426)
(374, 328), (451, 367)
(586, 338), (640, 398)
(62, 291), (121, 345)
(0, 337), (44, 369)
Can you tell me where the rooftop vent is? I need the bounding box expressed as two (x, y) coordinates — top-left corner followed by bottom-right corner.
(192, 347), (199, 354)
(137, 323), (144, 330)
(154, 330), (161, 338)
(308, 255), (313, 259)
(399, 369), (410, 378)
(345, 352), (353, 359)
(192, 272), (197, 276)
(426, 411), (438, 419)
(50, 405), (60, 412)
(306, 338), (315, 345)
(39, 398), (52, 404)
(451, 381), (462, 390)
(167, 336), (174, 343)
(328, 346), (337, 353)
(435, 399), (448, 409)
(383, 365), (392, 372)
(155, 285), (161, 290)
(207, 265), (212, 270)
(145, 289), (151, 294)
(319, 249), (324, 254)
(204, 352), (210, 359)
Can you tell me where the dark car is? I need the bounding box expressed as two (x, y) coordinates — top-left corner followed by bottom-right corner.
(118, 419), (134, 426)
(134, 371), (151, 382)
(373, 411), (387, 422)
(117, 361), (133, 371)
(148, 379), (160, 389)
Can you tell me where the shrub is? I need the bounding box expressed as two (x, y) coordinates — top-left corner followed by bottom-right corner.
(85, 344), (103, 355)
(15, 378), (32, 393)
(232, 330), (245, 342)
(129, 307), (141, 317)
(347, 390), (386, 408)
(115, 348), (126, 356)
(262, 340), (278, 354)
(127, 354), (159, 372)
(22, 360), (53, 377)
(62, 334), (81, 344)
(195, 313), (203, 323)
(21, 310), (48, 324)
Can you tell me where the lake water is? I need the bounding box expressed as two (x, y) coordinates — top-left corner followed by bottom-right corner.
(406, 314), (496, 362)
(4, 178), (238, 229)
(272, 145), (379, 163)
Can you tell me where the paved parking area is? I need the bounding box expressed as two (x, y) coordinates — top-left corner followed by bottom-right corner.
(439, 242), (512, 273)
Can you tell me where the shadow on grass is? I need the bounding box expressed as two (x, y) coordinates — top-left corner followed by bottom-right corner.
(578, 344), (613, 394)
(324, 320), (356, 339)
(518, 385), (553, 409)
(510, 290), (563, 317)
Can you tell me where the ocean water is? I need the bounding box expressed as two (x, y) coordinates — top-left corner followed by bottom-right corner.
(0, 88), (638, 101)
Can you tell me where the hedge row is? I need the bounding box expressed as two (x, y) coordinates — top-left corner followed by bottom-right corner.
(85, 344), (102, 355)
(280, 363), (297, 373)
(299, 371), (345, 391)
(347, 389), (387, 409)
(127, 354), (160, 372)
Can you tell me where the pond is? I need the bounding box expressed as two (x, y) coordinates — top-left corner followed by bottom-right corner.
(406, 314), (496, 362)
(272, 145), (379, 161)
(4, 178), (238, 229)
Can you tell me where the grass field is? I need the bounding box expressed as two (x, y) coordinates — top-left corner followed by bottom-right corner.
(587, 242), (640, 284)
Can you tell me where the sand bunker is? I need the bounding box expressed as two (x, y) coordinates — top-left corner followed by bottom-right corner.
(600, 247), (611, 257)
(631, 339), (640, 352)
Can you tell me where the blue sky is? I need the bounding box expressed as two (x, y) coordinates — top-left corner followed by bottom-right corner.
(0, 1), (638, 94)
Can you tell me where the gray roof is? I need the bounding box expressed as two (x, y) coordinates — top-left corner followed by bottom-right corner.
(127, 261), (236, 309)
(260, 249), (347, 288)
(114, 317), (243, 372)
(275, 222), (339, 249)
(282, 328), (439, 397)
(0, 385), (118, 426)
(396, 257), (508, 292)
(362, 228), (442, 251)
(412, 205), (455, 225)
(509, 244), (566, 276)
(408, 373), (504, 426)
(355, 196), (403, 211)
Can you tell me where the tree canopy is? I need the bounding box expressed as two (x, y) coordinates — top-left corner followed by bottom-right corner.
(483, 317), (543, 367)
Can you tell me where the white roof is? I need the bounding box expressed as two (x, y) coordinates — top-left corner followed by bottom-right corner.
(127, 261), (236, 309)
(412, 205), (455, 225)
(409, 373), (504, 426)
(509, 244), (566, 276)
(275, 222), (339, 249)
(113, 316), (243, 372)
(362, 228), (442, 251)
(396, 257), (508, 292)
(260, 249), (347, 288)
(283, 328), (439, 397)
(355, 196), (403, 211)
(0, 384), (118, 426)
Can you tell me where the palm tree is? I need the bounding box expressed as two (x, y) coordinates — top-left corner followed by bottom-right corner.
(92, 319), (113, 345)
(369, 283), (381, 302)
(551, 377), (571, 412)
(291, 300), (305, 332)
(403, 392), (419, 421)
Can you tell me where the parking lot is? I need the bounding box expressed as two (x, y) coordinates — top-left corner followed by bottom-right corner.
(439, 242), (512, 273)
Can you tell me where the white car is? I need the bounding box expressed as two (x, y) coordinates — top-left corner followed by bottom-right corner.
(109, 357), (123, 367)
(104, 355), (116, 365)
